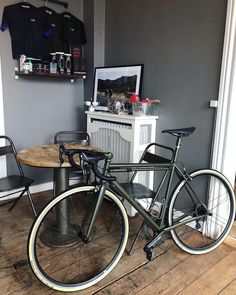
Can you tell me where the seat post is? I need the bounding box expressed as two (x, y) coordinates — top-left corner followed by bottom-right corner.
(172, 136), (183, 163)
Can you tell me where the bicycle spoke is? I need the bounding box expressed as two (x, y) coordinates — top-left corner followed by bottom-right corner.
(62, 246), (81, 283)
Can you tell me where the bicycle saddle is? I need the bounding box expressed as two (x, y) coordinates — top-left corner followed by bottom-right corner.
(162, 127), (195, 137)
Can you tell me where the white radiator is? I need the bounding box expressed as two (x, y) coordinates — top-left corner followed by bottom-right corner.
(90, 125), (131, 183)
(87, 112), (158, 215)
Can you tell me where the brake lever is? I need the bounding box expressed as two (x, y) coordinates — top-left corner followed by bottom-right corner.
(79, 155), (86, 176)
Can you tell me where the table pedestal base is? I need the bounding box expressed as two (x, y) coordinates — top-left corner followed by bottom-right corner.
(40, 224), (82, 247)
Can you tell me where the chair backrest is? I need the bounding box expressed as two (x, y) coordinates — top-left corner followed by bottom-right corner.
(130, 142), (174, 183)
(0, 135), (24, 176)
(54, 131), (90, 146)
(141, 143), (174, 164)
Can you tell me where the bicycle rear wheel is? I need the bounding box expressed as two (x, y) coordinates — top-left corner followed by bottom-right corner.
(28, 186), (129, 292)
(168, 169), (235, 254)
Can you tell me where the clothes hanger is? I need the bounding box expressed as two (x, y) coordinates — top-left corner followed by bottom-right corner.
(43, 0), (56, 15)
(44, 0), (69, 10)
(63, 5), (71, 18)
(21, 0), (30, 8)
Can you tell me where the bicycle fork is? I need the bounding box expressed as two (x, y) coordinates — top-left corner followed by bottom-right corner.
(82, 155), (113, 243)
(82, 183), (107, 243)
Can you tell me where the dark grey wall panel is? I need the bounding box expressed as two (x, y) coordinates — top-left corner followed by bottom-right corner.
(84, 0), (95, 100)
(0, 0), (85, 183)
(84, 0), (105, 101)
(105, 0), (227, 170)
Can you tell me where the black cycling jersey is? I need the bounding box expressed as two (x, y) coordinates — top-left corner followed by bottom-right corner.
(60, 12), (86, 53)
(1, 2), (51, 59)
(37, 6), (63, 60)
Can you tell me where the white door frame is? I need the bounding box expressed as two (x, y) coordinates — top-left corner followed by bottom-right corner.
(0, 56), (6, 178)
(211, 0), (236, 185)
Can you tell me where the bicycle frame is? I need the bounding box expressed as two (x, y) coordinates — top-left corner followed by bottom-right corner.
(84, 136), (206, 240)
(29, 127), (236, 292)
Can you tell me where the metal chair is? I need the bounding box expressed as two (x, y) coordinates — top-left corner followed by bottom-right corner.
(115, 142), (174, 254)
(54, 131), (90, 146)
(0, 135), (37, 216)
(53, 131), (91, 194)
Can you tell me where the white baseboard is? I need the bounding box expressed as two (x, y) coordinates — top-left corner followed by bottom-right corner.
(30, 181), (53, 194)
(0, 178), (80, 201)
(0, 181), (53, 201)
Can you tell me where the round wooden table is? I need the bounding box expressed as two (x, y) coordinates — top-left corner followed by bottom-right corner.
(17, 143), (101, 246)
(16, 143), (98, 168)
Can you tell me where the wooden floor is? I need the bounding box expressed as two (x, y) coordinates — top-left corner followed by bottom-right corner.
(0, 191), (236, 295)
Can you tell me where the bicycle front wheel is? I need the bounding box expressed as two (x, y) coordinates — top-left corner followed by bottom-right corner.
(168, 169), (235, 254)
(28, 186), (129, 292)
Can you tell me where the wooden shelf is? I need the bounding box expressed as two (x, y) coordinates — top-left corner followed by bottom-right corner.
(15, 71), (86, 83)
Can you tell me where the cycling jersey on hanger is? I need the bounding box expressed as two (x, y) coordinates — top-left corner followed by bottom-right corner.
(60, 12), (86, 53)
(37, 6), (63, 60)
(1, 2), (52, 59)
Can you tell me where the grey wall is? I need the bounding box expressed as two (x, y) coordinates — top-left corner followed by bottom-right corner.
(0, 0), (228, 184)
(105, 0), (227, 170)
(0, 0), (85, 183)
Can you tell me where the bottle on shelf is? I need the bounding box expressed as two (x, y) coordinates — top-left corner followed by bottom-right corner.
(50, 53), (57, 74)
(65, 53), (72, 75)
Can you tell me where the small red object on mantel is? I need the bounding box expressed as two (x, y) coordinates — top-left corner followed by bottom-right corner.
(142, 99), (153, 102)
(130, 94), (140, 102)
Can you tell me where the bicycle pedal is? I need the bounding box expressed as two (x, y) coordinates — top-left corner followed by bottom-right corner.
(145, 247), (155, 261)
(195, 222), (201, 230)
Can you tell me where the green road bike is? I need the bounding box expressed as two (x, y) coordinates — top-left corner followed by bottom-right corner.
(28, 127), (235, 292)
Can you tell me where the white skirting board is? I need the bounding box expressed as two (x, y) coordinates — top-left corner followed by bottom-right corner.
(0, 177), (84, 201)
(0, 181), (53, 200)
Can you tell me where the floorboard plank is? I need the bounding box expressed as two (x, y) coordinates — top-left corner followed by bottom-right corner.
(94, 251), (181, 295)
(178, 250), (236, 295)
(135, 244), (231, 295)
(0, 191), (235, 295)
(219, 279), (236, 295)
